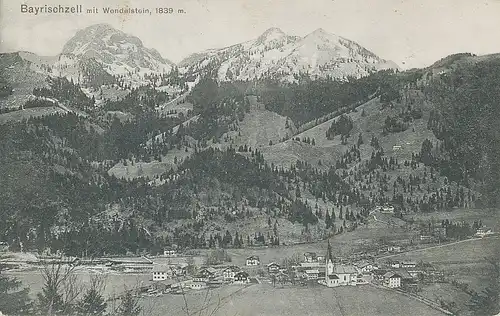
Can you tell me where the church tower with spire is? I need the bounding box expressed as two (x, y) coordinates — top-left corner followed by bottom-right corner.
(324, 239), (358, 287)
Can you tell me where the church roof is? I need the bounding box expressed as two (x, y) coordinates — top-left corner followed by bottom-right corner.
(332, 265), (357, 274)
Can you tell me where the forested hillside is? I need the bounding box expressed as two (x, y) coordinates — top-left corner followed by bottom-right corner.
(424, 56), (500, 205)
(0, 50), (499, 257)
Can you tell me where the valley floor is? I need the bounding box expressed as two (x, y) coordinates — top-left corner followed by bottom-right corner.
(139, 282), (446, 316)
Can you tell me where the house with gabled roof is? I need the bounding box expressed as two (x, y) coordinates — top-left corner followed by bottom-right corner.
(234, 271), (250, 284)
(304, 252), (318, 263)
(246, 255), (260, 266)
(383, 271), (402, 288)
(355, 261), (375, 273)
(222, 266), (241, 282)
(267, 262), (281, 274)
(152, 264), (170, 281)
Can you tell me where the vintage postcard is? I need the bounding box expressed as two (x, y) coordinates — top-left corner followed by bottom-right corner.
(0, 0), (499, 315)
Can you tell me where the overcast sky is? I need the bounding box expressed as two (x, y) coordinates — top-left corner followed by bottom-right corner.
(1, 0), (500, 69)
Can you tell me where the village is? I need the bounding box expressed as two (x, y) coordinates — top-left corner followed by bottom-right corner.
(1, 205), (497, 315)
(138, 244), (439, 296)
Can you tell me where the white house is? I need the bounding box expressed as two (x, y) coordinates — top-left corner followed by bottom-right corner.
(475, 227), (494, 238)
(401, 261), (417, 269)
(246, 255), (260, 266)
(222, 266), (241, 282)
(383, 272), (402, 288)
(381, 205), (395, 214)
(193, 267), (217, 282)
(152, 264), (169, 281)
(390, 261), (401, 269)
(267, 262), (281, 274)
(304, 269), (320, 280)
(186, 281), (207, 290)
(355, 261), (375, 273)
(234, 271), (250, 284)
(387, 246), (402, 253)
(163, 248), (177, 257)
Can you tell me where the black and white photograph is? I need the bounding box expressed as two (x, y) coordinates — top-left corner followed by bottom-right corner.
(0, 0), (499, 315)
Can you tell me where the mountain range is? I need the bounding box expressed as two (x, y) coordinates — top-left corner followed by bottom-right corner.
(2, 24), (398, 87)
(180, 27), (399, 82)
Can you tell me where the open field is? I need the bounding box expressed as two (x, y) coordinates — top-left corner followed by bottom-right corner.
(0, 107), (65, 124)
(140, 283), (446, 316)
(378, 236), (499, 264)
(419, 283), (472, 316)
(8, 270), (151, 300)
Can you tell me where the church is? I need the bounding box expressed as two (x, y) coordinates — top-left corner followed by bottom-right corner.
(325, 241), (359, 287)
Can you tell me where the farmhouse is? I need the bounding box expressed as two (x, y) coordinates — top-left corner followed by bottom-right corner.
(193, 267), (217, 282)
(355, 261), (375, 273)
(234, 271), (250, 284)
(304, 269), (320, 280)
(163, 247), (177, 257)
(304, 252), (318, 263)
(222, 266), (241, 282)
(401, 261), (417, 269)
(420, 235), (433, 242)
(387, 246), (402, 253)
(246, 255), (260, 266)
(187, 281), (208, 290)
(380, 204), (395, 214)
(475, 227), (494, 237)
(152, 264), (170, 281)
(383, 272), (402, 288)
(390, 261), (401, 269)
(267, 262), (281, 274)
(408, 269), (423, 279)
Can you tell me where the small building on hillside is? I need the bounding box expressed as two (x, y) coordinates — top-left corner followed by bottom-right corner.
(381, 205), (395, 214)
(383, 272), (402, 288)
(0, 241), (8, 252)
(246, 255), (260, 266)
